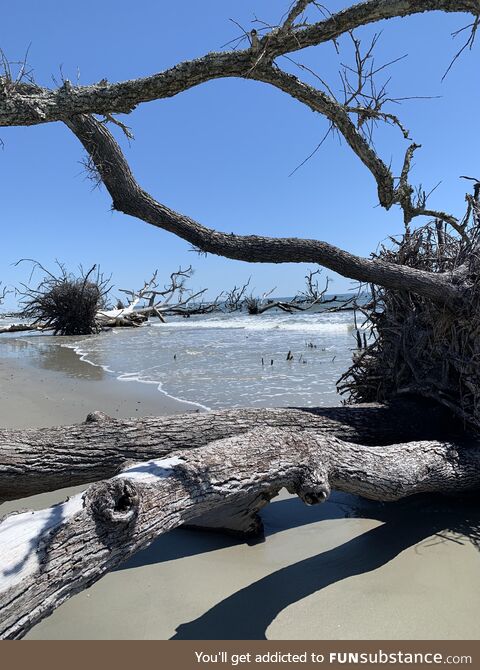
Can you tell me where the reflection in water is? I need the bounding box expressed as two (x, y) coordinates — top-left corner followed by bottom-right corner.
(2, 309), (358, 408)
(0, 335), (105, 381)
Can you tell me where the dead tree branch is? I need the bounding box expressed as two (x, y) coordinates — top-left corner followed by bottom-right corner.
(295, 268), (334, 304)
(1, 2), (475, 307)
(1, 1), (478, 127)
(0, 398), (463, 501)
(224, 277), (251, 311)
(64, 114), (462, 308)
(0, 412), (477, 639)
(96, 267), (212, 325)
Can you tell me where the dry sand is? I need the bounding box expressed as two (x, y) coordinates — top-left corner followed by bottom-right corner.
(1, 334), (480, 640)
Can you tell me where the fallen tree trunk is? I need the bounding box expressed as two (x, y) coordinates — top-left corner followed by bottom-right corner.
(1, 425), (479, 640)
(97, 314), (148, 328)
(0, 399), (463, 502)
(0, 323), (44, 334)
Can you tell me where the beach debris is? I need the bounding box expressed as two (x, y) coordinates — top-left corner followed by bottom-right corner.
(294, 269), (337, 307)
(111, 267), (220, 324)
(224, 277), (251, 312)
(0, 323), (45, 334)
(17, 260), (111, 336)
(356, 330), (363, 349)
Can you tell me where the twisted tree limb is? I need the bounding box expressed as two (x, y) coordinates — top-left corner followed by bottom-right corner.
(1, 0), (478, 127)
(1, 1), (473, 307)
(64, 114), (463, 307)
(0, 424), (478, 639)
(0, 400), (464, 503)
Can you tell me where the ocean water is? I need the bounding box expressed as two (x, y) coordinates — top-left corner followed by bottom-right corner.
(67, 306), (361, 409)
(1, 302), (364, 410)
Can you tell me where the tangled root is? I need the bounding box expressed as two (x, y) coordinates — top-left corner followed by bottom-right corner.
(19, 261), (110, 336)
(338, 219), (480, 430)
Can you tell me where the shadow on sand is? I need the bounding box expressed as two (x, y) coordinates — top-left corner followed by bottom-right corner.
(116, 491), (480, 639)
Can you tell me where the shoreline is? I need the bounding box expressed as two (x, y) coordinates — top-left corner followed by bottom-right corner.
(0, 335), (197, 429)
(1, 335), (480, 640)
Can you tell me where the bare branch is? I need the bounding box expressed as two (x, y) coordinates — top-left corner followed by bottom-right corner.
(224, 277), (251, 311)
(442, 15), (480, 81)
(295, 268), (331, 303)
(282, 0), (315, 31)
(100, 113), (134, 140)
(64, 113), (462, 307)
(1, 1), (478, 127)
(0, 283), (8, 304)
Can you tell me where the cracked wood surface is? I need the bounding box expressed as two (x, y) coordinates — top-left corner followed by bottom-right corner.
(1, 423), (478, 639)
(0, 401), (460, 502)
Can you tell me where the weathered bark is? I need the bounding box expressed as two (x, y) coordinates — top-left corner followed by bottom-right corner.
(0, 400), (462, 503)
(1, 0), (478, 127)
(64, 114), (462, 307)
(1, 424), (478, 640)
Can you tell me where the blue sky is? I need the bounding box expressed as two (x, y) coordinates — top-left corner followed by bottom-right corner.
(1, 1), (479, 310)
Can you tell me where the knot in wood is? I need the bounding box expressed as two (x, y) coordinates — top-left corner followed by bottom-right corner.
(85, 410), (112, 424)
(87, 479), (139, 524)
(293, 462), (330, 506)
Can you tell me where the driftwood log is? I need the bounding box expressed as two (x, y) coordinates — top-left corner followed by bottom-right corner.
(0, 406), (478, 640)
(0, 324), (43, 334)
(0, 400), (461, 503)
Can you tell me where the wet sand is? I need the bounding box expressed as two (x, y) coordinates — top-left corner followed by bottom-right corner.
(1, 334), (480, 640)
(0, 335), (195, 427)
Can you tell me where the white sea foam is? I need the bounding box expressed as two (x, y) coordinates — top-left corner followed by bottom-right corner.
(60, 341), (212, 411)
(115, 372), (212, 411)
(10, 305), (360, 411)
(151, 312), (355, 333)
(153, 320), (352, 333)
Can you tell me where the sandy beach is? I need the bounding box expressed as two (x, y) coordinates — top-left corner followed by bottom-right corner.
(0, 335), (194, 428)
(1, 335), (480, 640)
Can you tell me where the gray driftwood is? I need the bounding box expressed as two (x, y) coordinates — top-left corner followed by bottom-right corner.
(1, 423), (478, 639)
(0, 400), (458, 503)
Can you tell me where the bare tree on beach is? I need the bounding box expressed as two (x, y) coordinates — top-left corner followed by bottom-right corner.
(1, 0), (480, 638)
(224, 278), (252, 312)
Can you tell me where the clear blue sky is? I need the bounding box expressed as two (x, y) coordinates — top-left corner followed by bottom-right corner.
(1, 1), (479, 310)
